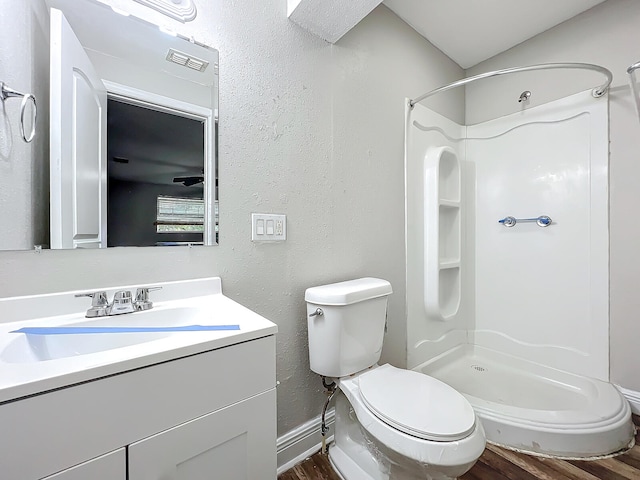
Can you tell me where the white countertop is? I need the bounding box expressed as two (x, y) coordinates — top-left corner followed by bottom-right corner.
(0, 277), (277, 403)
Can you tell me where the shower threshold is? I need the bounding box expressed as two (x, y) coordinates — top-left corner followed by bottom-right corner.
(415, 344), (635, 459)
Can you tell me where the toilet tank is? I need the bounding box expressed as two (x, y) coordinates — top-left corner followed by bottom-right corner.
(305, 278), (393, 378)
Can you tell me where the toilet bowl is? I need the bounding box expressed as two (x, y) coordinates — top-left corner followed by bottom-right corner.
(330, 364), (485, 480)
(306, 278), (486, 479)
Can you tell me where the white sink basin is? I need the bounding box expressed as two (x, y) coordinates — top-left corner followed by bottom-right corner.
(1, 306), (207, 363)
(0, 277), (278, 404)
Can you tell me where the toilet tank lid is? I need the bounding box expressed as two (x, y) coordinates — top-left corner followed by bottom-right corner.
(305, 278), (392, 306)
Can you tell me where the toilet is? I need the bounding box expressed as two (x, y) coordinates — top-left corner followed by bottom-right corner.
(306, 278), (486, 480)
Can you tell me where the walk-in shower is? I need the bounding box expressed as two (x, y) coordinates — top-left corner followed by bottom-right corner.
(405, 63), (635, 458)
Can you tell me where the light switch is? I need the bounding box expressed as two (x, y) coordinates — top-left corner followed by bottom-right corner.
(251, 213), (287, 242)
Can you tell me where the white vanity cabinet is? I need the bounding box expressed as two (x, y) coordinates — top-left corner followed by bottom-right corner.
(129, 389), (275, 479)
(0, 335), (277, 480)
(41, 449), (126, 480)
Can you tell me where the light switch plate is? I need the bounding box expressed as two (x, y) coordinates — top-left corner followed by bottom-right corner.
(252, 213), (286, 242)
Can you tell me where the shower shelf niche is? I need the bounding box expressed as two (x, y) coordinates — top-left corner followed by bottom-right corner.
(424, 146), (461, 321)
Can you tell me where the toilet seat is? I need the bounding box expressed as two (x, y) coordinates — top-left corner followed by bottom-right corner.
(358, 364), (476, 441)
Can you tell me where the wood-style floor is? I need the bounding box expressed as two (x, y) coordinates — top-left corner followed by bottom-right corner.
(279, 415), (640, 480)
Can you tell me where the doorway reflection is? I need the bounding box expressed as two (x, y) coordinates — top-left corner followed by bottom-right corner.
(107, 99), (206, 247)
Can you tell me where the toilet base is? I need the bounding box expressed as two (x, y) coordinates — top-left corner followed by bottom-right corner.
(329, 441), (463, 480)
(328, 444), (367, 480)
(330, 394), (389, 479)
(331, 391), (473, 480)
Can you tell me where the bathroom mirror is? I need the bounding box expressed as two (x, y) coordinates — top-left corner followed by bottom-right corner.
(5, 0), (218, 250)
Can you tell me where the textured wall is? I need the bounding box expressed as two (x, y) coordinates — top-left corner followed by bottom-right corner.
(0, 0), (49, 250)
(329, 8), (464, 372)
(465, 0), (640, 391)
(0, 0), (463, 436)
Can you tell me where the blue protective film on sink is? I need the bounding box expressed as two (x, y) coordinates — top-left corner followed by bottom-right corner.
(11, 325), (241, 335)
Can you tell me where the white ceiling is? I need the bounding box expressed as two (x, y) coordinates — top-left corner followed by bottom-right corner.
(383, 0), (608, 69)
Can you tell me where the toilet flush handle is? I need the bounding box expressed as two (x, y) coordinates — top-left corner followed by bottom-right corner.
(309, 308), (324, 318)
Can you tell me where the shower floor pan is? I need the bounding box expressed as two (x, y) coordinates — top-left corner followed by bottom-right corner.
(415, 344), (635, 458)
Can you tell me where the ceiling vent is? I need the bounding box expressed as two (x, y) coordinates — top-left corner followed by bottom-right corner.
(166, 49), (209, 72)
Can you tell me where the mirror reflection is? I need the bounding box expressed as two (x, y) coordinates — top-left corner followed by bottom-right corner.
(3, 0), (219, 251)
(107, 99), (207, 247)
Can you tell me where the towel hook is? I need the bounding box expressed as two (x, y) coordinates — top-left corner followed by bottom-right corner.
(1, 81), (37, 143)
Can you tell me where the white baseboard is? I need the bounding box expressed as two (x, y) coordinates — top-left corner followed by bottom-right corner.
(277, 408), (335, 475)
(616, 385), (640, 415)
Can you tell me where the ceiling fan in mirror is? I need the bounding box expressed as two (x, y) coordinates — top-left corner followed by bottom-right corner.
(173, 174), (204, 187)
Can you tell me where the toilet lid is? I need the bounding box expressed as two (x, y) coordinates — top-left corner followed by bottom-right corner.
(358, 364), (476, 442)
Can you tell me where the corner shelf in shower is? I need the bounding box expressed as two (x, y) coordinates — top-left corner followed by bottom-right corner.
(424, 146), (461, 320)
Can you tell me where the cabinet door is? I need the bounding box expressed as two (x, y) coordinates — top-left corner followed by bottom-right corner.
(41, 448), (125, 480)
(128, 388), (276, 480)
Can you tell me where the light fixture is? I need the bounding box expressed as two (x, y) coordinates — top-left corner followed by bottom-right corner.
(133, 0), (197, 22)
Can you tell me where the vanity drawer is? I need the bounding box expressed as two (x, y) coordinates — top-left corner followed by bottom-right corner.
(0, 335), (275, 480)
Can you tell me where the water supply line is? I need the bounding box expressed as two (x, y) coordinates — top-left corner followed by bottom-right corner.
(320, 376), (337, 454)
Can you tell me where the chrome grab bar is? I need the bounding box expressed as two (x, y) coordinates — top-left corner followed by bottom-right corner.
(499, 215), (552, 228)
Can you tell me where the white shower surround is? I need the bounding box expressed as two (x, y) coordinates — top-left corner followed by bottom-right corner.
(407, 90), (609, 378)
(405, 90), (633, 457)
(406, 105), (469, 367)
(469, 91), (609, 380)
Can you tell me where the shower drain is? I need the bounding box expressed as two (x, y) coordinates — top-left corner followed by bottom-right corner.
(471, 365), (486, 372)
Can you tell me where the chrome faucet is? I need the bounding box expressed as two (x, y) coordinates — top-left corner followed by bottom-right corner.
(76, 287), (162, 318)
(134, 287), (162, 311)
(75, 291), (109, 318)
(110, 290), (135, 315)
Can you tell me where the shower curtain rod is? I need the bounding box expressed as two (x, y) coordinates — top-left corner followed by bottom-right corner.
(627, 61), (640, 74)
(409, 62), (613, 109)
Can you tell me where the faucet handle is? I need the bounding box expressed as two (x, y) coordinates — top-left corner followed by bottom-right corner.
(134, 286), (162, 311)
(110, 290), (135, 315)
(75, 291), (109, 318)
(113, 290), (132, 304)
